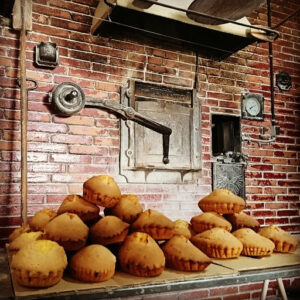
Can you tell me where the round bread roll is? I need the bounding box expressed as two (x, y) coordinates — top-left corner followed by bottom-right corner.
(44, 213), (89, 251)
(90, 216), (130, 245)
(198, 189), (245, 214)
(8, 224), (31, 243)
(30, 208), (57, 231)
(57, 194), (100, 222)
(131, 209), (174, 240)
(11, 240), (67, 287)
(118, 232), (165, 277)
(104, 194), (143, 224)
(83, 175), (121, 208)
(191, 227), (243, 259)
(191, 212), (232, 233)
(232, 228), (275, 257)
(173, 219), (195, 239)
(162, 235), (211, 272)
(258, 225), (298, 253)
(224, 212), (260, 232)
(70, 244), (116, 282)
(9, 231), (43, 252)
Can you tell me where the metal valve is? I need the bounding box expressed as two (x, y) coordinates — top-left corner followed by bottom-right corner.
(50, 82), (172, 164)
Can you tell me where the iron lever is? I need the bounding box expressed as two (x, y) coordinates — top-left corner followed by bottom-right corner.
(50, 82), (172, 164)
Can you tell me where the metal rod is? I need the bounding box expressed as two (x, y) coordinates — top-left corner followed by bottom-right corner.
(20, 0), (28, 225)
(272, 7), (300, 29)
(125, 0), (279, 39)
(267, 0), (276, 127)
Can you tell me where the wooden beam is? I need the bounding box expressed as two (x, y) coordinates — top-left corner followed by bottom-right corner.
(13, 0), (32, 31)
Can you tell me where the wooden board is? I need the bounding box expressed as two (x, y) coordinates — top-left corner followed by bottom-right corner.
(7, 248), (235, 298)
(213, 252), (300, 272)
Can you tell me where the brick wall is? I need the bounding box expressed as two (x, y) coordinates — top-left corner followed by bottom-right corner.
(0, 0), (299, 244)
(0, 0), (299, 298)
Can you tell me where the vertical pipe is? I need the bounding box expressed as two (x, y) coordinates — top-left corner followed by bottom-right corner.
(20, 0), (28, 225)
(267, 0), (276, 128)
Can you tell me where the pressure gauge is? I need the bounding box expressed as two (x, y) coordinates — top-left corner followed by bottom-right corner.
(242, 93), (264, 120)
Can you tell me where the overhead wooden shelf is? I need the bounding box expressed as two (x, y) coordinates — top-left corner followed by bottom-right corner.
(91, 0), (278, 61)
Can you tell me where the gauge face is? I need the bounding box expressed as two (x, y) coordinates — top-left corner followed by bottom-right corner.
(245, 97), (261, 116)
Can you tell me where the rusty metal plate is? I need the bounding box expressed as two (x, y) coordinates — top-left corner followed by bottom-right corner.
(212, 162), (245, 198)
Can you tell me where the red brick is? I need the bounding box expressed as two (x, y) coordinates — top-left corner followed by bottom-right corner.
(28, 122), (67, 133)
(50, 154), (91, 164)
(69, 145), (108, 155)
(68, 165), (108, 173)
(53, 115), (94, 126)
(28, 184), (67, 194)
(51, 134), (93, 145)
(209, 286), (238, 296)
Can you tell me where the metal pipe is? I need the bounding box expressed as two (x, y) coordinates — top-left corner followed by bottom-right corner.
(20, 0), (28, 225)
(242, 0), (278, 144)
(125, 0), (279, 39)
(267, 0), (276, 128)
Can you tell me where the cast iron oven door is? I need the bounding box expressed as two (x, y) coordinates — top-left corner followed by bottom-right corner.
(120, 80), (201, 184)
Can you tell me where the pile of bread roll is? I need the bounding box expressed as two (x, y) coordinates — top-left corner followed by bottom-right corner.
(8, 175), (298, 288)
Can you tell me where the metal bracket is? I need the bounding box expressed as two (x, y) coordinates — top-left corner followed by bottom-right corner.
(50, 82), (172, 164)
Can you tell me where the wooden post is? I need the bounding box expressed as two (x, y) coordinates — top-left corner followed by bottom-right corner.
(13, 0), (32, 225)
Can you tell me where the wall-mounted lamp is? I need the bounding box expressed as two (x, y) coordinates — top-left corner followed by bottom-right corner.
(35, 42), (58, 68)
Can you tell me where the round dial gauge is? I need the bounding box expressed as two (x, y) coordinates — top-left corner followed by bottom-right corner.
(245, 97), (261, 116)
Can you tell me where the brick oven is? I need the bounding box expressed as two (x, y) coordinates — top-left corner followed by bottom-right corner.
(0, 0), (299, 299)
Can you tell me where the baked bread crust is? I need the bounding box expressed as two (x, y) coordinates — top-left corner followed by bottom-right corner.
(173, 219), (195, 239)
(70, 244), (116, 282)
(83, 175), (121, 208)
(162, 235), (211, 272)
(8, 224), (31, 243)
(191, 227), (243, 259)
(131, 209), (174, 240)
(258, 225), (298, 253)
(198, 189), (245, 214)
(90, 216), (130, 245)
(30, 208), (57, 231)
(104, 194), (143, 224)
(224, 212), (260, 232)
(44, 213), (89, 251)
(11, 240), (67, 287)
(191, 212), (232, 233)
(57, 194), (100, 222)
(9, 231), (43, 251)
(232, 228), (275, 257)
(118, 232), (165, 277)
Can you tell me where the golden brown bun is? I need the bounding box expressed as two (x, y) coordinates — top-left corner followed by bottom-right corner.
(232, 228), (275, 257)
(224, 212), (260, 232)
(173, 219), (195, 239)
(191, 212), (232, 233)
(57, 194), (100, 222)
(8, 224), (31, 243)
(104, 194), (143, 224)
(30, 208), (57, 231)
(9, 231), (43, 251)
(70, 245), (116, 282)
(118, 232), (165, 277)
(44, 213), (89, 251)
(83, 175), (121, 208)
(11, 240), (67, 287)
(131, 209), (174, 240)
(162, 235), (211, 272)
(258, 225), (298, 253)
(90, 216), (129, 245)
(191, 227), (243, 259)
(198, 189), (245, 214)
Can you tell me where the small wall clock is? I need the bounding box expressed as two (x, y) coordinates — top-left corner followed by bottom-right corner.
(241, 92), (264, 120)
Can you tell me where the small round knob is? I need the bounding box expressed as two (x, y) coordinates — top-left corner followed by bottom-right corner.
(66, 90), (78, 101)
